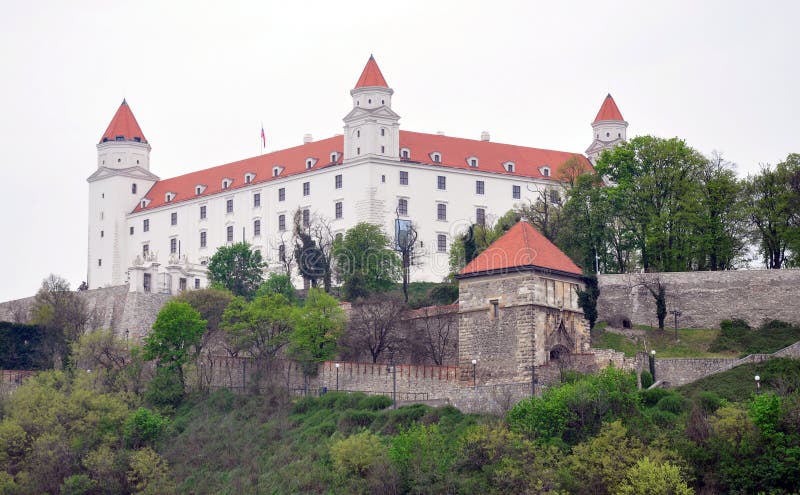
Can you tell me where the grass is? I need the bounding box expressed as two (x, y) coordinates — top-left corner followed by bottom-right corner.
(678, 358), (800, 402)
(592, 325), (736, 358)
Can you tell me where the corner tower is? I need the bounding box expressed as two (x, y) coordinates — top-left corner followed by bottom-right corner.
(585, 94), (628, 165)
(343, 55), (401, 161)
(87, 100), (159, 289)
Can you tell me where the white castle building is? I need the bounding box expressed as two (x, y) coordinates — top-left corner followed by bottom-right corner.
(87, 56), (627, 294)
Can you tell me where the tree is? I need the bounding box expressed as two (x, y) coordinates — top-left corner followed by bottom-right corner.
(293, 209), (335, 291)
(30, 274), (89, 367)
(345, 294), (407, 363)
(334, 223), (401, 300)
(577, 275), (600, 329)
(256, 272), (297, 303)
(207, 242), (265, 298)
(175, 287), (234, 354)
(416, 305), (457, 365)
(633, 274), (668, 332)
(221, 294), (296, 364)
(557, 155), (592, 188)
(518, 187), (564, 242)
(614, 458), (693, 495)
(143, 300), (207, 393)
(449, 210), (520, 275)
(289, 289), (345, 385)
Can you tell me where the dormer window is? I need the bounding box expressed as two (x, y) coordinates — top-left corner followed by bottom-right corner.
(430, 152), (442, 163)
(195, 185), (206, 196)
(272, 166), (283, 177)
(503, 161), (515, 173)
(133, 137), (141, 142)
(222, 178), (232, 189)
(400, 148), (410, 160)
(115, 135), (124, 141)
(140, 198), (151, 209)
(467, 156), (479, 168)
(330, 152), (340, 163)
(540, 166), (551, 177)
(165, 192), (175, 202)
(244, 172), (256, 184)
(305, 157), (318, 169)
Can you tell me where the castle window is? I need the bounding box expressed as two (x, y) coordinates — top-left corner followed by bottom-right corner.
(134, 137), (141, 143)
(541, 167), (551, 177)
(278, 187), (285, 201)
(381, 175), (386, 183)
(279, 244), (286, 261)
(117, 158), (121, 163)
(136, 159), (140, 164)
(195, 278), (200, 289)
(273, 167), (282, 177)
(222, 179), (231, 189)
(226, 225), (234, 242)
(504, 161), (515, 173)
(302, 209), (310, 227)
(200, 205), (207, 219)
(200, 231), (207, 248)
(143, 219), (149, 232)
(131, 183), (137, 194)
(381, 128), (385, 136)
(100, 230), (104, 238)
(476, 180), (484, 195)
(357, 147), (360, 155)
(549, 190), (561, 205)
(330, 152), (339, 163)
(245, 173), (255, 183)
(226, 199), (234, 213)
(381, 99), (385, 105)
(171, 212), (177, 226)
(368, 99), (371, 104)
(398, 198), (408, 216)
(335, 174), (342, 189)
(302, 182), (310, 196)
(437, 234), (447, 252)
(98, 258), (102, 266)
(195, 186), (203, 195)
(431, 152), (442, 163)
(437, 203), (447, 221)
(278, 214), (286, 231)
(100, 211), (104, 220)
(401, 148), (410, 159)
(165, 193), (174, 202)
(512, 185), (521, 199)
(115, 136), (124, 141)
(170, 238), (177, 254)
(618, 133), (621, 138)
(476, 208), (486, 226)
(606, 132), (610, 137)
(437, 176), (446, 190)
(381, 145), (385, 153)
(130, 226), (134, 235)
(179, 278), (187, 291)
(254, 193), (261, 207)
(254, 219), (261, 237)
(490, 299), (499, 318)
(335, 201), (343, 219)
(306, 159), (313, 169)
(357, 130), (360, 138)
(143, 273), (151, 293)
(400, 170), (408, 185)
(142, 244), (149, 257)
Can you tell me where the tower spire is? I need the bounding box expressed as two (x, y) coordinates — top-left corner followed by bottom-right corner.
(586, 93), (628, 165)
(100, 99), (147, 144)
(354, 55), (389, 88)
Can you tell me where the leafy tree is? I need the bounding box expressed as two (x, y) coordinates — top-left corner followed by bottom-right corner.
(334, 223), (401, 299)
(0, 322), (50, 370)
(30, 274), (89, 367)
(518, 187), (565, 242)
(577, 275), (599, 329)
(143, 300), (207, 394)
(449, 210), (520, 274)
(614, 457), (693, 495)
(221, 294), (296, 364)
(256, 272), (297, 303)
(207, 242), (265, 298)
(289, 289), (345, 385)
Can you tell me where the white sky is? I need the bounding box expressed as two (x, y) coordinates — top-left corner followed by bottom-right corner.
(0, 0), (797, 302)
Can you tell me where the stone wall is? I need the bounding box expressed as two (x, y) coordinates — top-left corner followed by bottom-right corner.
(0, 285), (171, 342)
(597, 270), (800, 329)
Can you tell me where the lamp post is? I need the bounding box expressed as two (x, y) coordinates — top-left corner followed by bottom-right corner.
(387, 348), (397, 409)
(670, 310), (682, 341)
(755, 375), (761, 395)
(650, 350), (657, 383)
(471, 359), (477, 387)
(335, 363), (340, 391)
(125, 329), (129, 349)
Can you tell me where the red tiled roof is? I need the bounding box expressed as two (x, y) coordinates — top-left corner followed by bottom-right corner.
(100, 99), (147, 144)
(354, 55), (388, 88)
(459, 221), (582, 276)
(593, 94), (624, 123)
(133, 131), (592, 213)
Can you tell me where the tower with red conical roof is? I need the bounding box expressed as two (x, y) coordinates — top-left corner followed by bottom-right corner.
(87, 100), (159, 289)
(343, 55), (401, 162)
(585, 93), (628, 165)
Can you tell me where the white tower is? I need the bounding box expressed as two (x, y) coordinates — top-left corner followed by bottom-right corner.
(585, 94), (628, 165)
(87, 100), (159, 289)
(343, 55), (401, 161)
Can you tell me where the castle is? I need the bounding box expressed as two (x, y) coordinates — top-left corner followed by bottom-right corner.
(86, 56), (627, 294)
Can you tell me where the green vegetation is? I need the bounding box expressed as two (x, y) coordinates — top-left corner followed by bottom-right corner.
(678, 358), (800, 402)
(710, 319), (800, 356)
(207, 242), (265, 298)
(333, 222), (401, 300)
(592, 325), (733, 358)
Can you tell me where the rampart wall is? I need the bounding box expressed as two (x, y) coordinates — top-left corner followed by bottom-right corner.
(597, 270), (800, 329)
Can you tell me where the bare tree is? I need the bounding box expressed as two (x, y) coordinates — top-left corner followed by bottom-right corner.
(631, 274), (668, 332)
(277, 231), (295, 278)
(345, 294), (407, 363)
(416, 305), (458, 365)
(519, 187), (564, 242)
(30, 274), (89, 366)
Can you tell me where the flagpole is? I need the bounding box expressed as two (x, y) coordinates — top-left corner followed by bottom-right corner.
(260, 122), (264, 155)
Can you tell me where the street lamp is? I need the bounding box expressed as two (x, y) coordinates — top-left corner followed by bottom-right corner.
(335, 363), (340, 391)
(650, 350), (657, 383)
(755, 375), (761, 395)
(471, 359), (477, 387)
(387, 348), (397, 409)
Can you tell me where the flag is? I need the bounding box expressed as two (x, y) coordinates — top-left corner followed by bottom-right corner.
(260, 125), (266, 148)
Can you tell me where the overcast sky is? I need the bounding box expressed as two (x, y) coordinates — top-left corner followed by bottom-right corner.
(0, 0), (797, 302)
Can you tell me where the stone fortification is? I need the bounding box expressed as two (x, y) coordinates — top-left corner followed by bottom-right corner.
(597, 270), (800, 329)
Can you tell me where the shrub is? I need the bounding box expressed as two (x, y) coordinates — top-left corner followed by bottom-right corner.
(330, 431), (387, 477)
(338, 410), (377, 434)
(695, 391), (724, 413)
(145, 367), (184, 409)
(656, 394), (688, 415)
(60, 474), (96, 495)
(640, 370), (654, 389)
(639, 387), (670, 408)
(357, 395), (392, 411)
(123, 407), (169, 448)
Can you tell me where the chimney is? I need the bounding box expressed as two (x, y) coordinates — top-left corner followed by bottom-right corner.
(303, 133), (313, 144)
(480, 131), (490, 142)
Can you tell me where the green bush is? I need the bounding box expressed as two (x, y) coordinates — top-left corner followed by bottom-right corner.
(60, 474), (96, 495)
(339, 409), (377, 434)
(123, 407), (169, 448)
(145, 367), (185, 409)
(640, 370), (654, 389)
(357, 395), (393, 411)
(696, 391), (724, 413)
(639, 387), (671, 408)
(656, 394), (688, 415)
